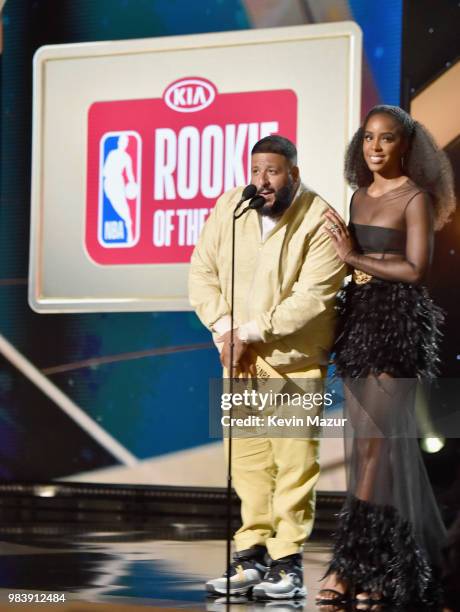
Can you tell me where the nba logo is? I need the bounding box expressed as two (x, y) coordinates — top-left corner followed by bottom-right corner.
(98, 131), (141, 248)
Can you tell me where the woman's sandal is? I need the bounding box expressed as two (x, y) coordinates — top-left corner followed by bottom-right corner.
(355, 592), (385, 610)
(315, 588), (349, 605)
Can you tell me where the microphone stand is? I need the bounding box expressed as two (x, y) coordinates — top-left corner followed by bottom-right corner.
(225, 194), (265, 604)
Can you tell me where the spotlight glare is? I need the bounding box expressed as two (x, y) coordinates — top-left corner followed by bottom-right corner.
(421, 437), (445, 453)
(34, 485), (57, 498)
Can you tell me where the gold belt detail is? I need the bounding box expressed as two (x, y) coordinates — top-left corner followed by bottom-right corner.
(352, 269), (373, 285)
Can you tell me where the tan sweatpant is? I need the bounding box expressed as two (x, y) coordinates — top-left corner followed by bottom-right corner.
(224, 365), (323, 560)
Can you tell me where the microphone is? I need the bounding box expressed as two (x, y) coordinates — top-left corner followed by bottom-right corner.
(226, 182), (265, 585)
(248, 195), (266, 210)
(234, 184), (257, 214)
(234, 193), (267, 219)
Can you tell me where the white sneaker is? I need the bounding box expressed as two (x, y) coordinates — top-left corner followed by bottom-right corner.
(205, 546), (268, 596)
(253, 554), (306, 600)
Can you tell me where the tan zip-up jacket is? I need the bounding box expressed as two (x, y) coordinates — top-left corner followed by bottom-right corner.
(188, 184), (347, 372)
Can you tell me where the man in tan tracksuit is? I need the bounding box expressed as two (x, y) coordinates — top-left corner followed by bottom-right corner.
(189, 136), (345, 600)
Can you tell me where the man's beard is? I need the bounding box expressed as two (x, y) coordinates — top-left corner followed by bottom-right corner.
(258, 180), (297, 218)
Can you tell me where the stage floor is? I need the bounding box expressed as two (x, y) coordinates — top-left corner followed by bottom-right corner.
(0, 531), (333, 611)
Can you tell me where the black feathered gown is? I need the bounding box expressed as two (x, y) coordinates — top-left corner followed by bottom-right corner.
(325, 182), (447, 607)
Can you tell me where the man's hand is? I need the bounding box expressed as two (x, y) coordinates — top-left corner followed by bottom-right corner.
(216, 330), (256, 377)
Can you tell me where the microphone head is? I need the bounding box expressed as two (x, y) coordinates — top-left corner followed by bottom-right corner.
(248, 195), (266, 210)
(241, 184), (257, 200)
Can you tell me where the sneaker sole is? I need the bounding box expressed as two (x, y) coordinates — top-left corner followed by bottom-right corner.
(252, 586), (307, 600)
(206, 583), (256, 597)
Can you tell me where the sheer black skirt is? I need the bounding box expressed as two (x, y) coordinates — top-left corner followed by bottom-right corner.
(327, 278), (447, 607)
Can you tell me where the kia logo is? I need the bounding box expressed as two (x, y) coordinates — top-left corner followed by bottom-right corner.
(163, 77), (217, 113)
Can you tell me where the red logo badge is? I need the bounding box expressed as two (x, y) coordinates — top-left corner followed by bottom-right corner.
(86, 78), (297, 265)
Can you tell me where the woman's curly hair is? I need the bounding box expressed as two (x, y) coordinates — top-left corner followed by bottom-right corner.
(344, 105), (456, 230)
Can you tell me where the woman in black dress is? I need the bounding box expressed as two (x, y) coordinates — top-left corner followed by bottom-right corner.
(316, 105), (455, 609)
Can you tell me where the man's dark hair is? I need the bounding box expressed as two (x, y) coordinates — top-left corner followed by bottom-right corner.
(251, 135), (297, 166)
